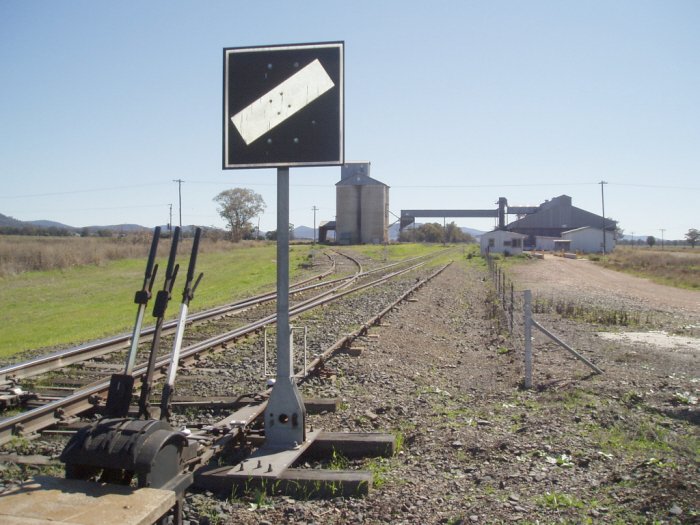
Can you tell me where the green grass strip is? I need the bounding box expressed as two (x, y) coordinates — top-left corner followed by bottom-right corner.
(0, 244), (313, 358)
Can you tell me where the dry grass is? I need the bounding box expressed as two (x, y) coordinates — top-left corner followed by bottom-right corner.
(597, 246), (700, 290)
(0, 234), (255, 277)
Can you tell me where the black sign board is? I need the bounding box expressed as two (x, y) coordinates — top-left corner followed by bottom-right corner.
(223, 42), (344, 169)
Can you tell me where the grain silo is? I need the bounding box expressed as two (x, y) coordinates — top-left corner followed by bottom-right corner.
(336, 162), (389, 244)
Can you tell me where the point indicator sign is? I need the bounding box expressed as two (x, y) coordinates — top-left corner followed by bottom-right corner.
(223, 42), (344, 169)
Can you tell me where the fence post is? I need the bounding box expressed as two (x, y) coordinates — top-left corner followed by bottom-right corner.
(509, 281), (514, 334)
(524, 289), (533, 389)
(501, 272), (506, 306)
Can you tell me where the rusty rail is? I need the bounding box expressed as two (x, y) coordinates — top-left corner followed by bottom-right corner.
(0, 256), (447, 446)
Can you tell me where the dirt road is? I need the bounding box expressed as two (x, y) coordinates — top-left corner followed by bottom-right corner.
(508, 255), (700, 316)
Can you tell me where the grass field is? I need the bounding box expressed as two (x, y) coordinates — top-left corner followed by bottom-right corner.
(594, 246), (700, 290)
(0, 238), (449, 358)
(0, 234), (243, 278)
(0, 243), (314, 358)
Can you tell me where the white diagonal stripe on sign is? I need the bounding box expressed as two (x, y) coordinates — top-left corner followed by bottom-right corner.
(231, 59), (335, 146)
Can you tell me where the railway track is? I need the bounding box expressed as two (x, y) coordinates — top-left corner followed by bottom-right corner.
(0, 250), (451, 446)
(0, 250), (437, 389)
(0, 258), (452, 525)
(0, 252), (340, 388)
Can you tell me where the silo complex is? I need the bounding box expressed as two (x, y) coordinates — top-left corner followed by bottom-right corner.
(336, 162), (389, 244)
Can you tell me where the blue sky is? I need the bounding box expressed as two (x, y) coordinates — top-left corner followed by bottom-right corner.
(1, 1), (698, 239)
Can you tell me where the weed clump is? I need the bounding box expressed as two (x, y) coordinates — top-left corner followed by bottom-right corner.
(532, 297), (651, 327)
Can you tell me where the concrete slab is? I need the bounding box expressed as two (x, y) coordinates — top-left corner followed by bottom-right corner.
(0, 476), (176, 525)
(228, 429), (321, 478)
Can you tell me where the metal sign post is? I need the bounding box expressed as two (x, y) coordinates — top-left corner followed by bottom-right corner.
(223, 42), (343, 453)
(264, 167), (306, 447)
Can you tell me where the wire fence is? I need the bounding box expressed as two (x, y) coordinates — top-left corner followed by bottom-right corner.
(484, 253), (602, 389)
(485, 253), (518, 335)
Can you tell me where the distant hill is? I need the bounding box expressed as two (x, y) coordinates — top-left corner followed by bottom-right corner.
(621, 234), (649, 242)
(293, 225), (315, 240)
(26, 219), (77, 230)
(461, 227), (485, 238)
(1, 213), (76, 234)
(0, 213), (26, 228)
(0, 212), (159, 236)
(2, 212), (488, 241)
(83, 224), (149, 233)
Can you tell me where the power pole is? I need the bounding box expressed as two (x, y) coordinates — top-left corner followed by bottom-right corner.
(443, 216), (447, 246)
(173, 179), (184, 237)
(599, 181), (608, 254)
(660, 228), (666, 250)
(168, 204), (173, 232)
(311, 206), (319, 245)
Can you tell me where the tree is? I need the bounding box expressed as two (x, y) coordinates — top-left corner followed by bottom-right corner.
(646, 235), (656, 248)
(445, 222), (476, 243)
(264, 223), (294, 241)
(398, 222), (475, 243)
(213, 188), (266, 242)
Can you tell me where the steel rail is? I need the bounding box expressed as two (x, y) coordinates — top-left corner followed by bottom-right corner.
(0, 255), (443, 446)
(0, 250), (439, 385)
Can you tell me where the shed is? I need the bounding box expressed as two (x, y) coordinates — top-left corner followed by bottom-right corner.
(480, 230), (527, 256)
(318, 221), (336, 243)
(561, 226), (615, 253)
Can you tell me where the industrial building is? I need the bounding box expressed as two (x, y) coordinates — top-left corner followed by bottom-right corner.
(333, 162), (389, 244)
(562, 226), (616, 253)
(506, 195), (616, 248)
(398, 193), (616, 253)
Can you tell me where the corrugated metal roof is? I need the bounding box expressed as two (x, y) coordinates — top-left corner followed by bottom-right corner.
(507, 195), (616, 231)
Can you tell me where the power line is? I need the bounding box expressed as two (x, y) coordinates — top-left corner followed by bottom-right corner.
(187, 180), (600, 188)
(4, 203), (168, 213)
(180, 179), (700, 190)
(608, 182), (700, 190)
(4, 180), (697, 199)
(0, 182), (168, 199)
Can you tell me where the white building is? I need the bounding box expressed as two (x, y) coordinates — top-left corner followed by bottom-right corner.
(480, 230), (528, 256)
(561, 226), (615, 253)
